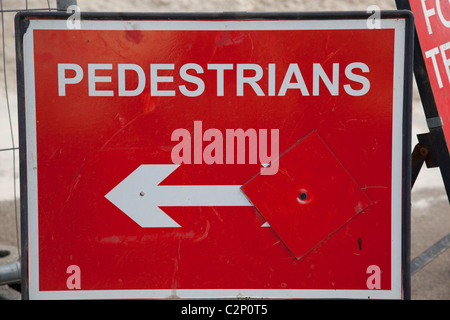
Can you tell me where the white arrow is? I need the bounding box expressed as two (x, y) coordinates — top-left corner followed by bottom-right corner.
(105, 164), (258, 228)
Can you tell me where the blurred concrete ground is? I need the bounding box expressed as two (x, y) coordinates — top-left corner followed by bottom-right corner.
(410, 184), (450, 300)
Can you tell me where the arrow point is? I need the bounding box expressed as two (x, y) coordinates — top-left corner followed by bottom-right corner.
(105, 164), (182, 228)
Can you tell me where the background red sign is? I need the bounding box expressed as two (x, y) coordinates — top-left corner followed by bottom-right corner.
(19, 16), (410, 299)
(409, 0), (450, 141)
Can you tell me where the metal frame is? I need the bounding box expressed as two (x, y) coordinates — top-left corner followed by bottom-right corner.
(15, 10), (413, 300)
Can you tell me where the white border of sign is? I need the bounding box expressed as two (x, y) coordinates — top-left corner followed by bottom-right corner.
(22, 17), (407, 300)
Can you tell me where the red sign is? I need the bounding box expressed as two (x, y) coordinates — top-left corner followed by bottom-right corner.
(17, 13), (411, 299)
(409, 0), (450, 139)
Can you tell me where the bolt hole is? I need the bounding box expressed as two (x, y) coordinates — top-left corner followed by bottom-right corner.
(299, 192), (307, 201)
(139, 191), (145, 197)
(0, 250), (10, 258)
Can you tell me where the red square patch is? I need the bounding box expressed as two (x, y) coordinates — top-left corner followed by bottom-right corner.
(241, 131), (372, 259)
